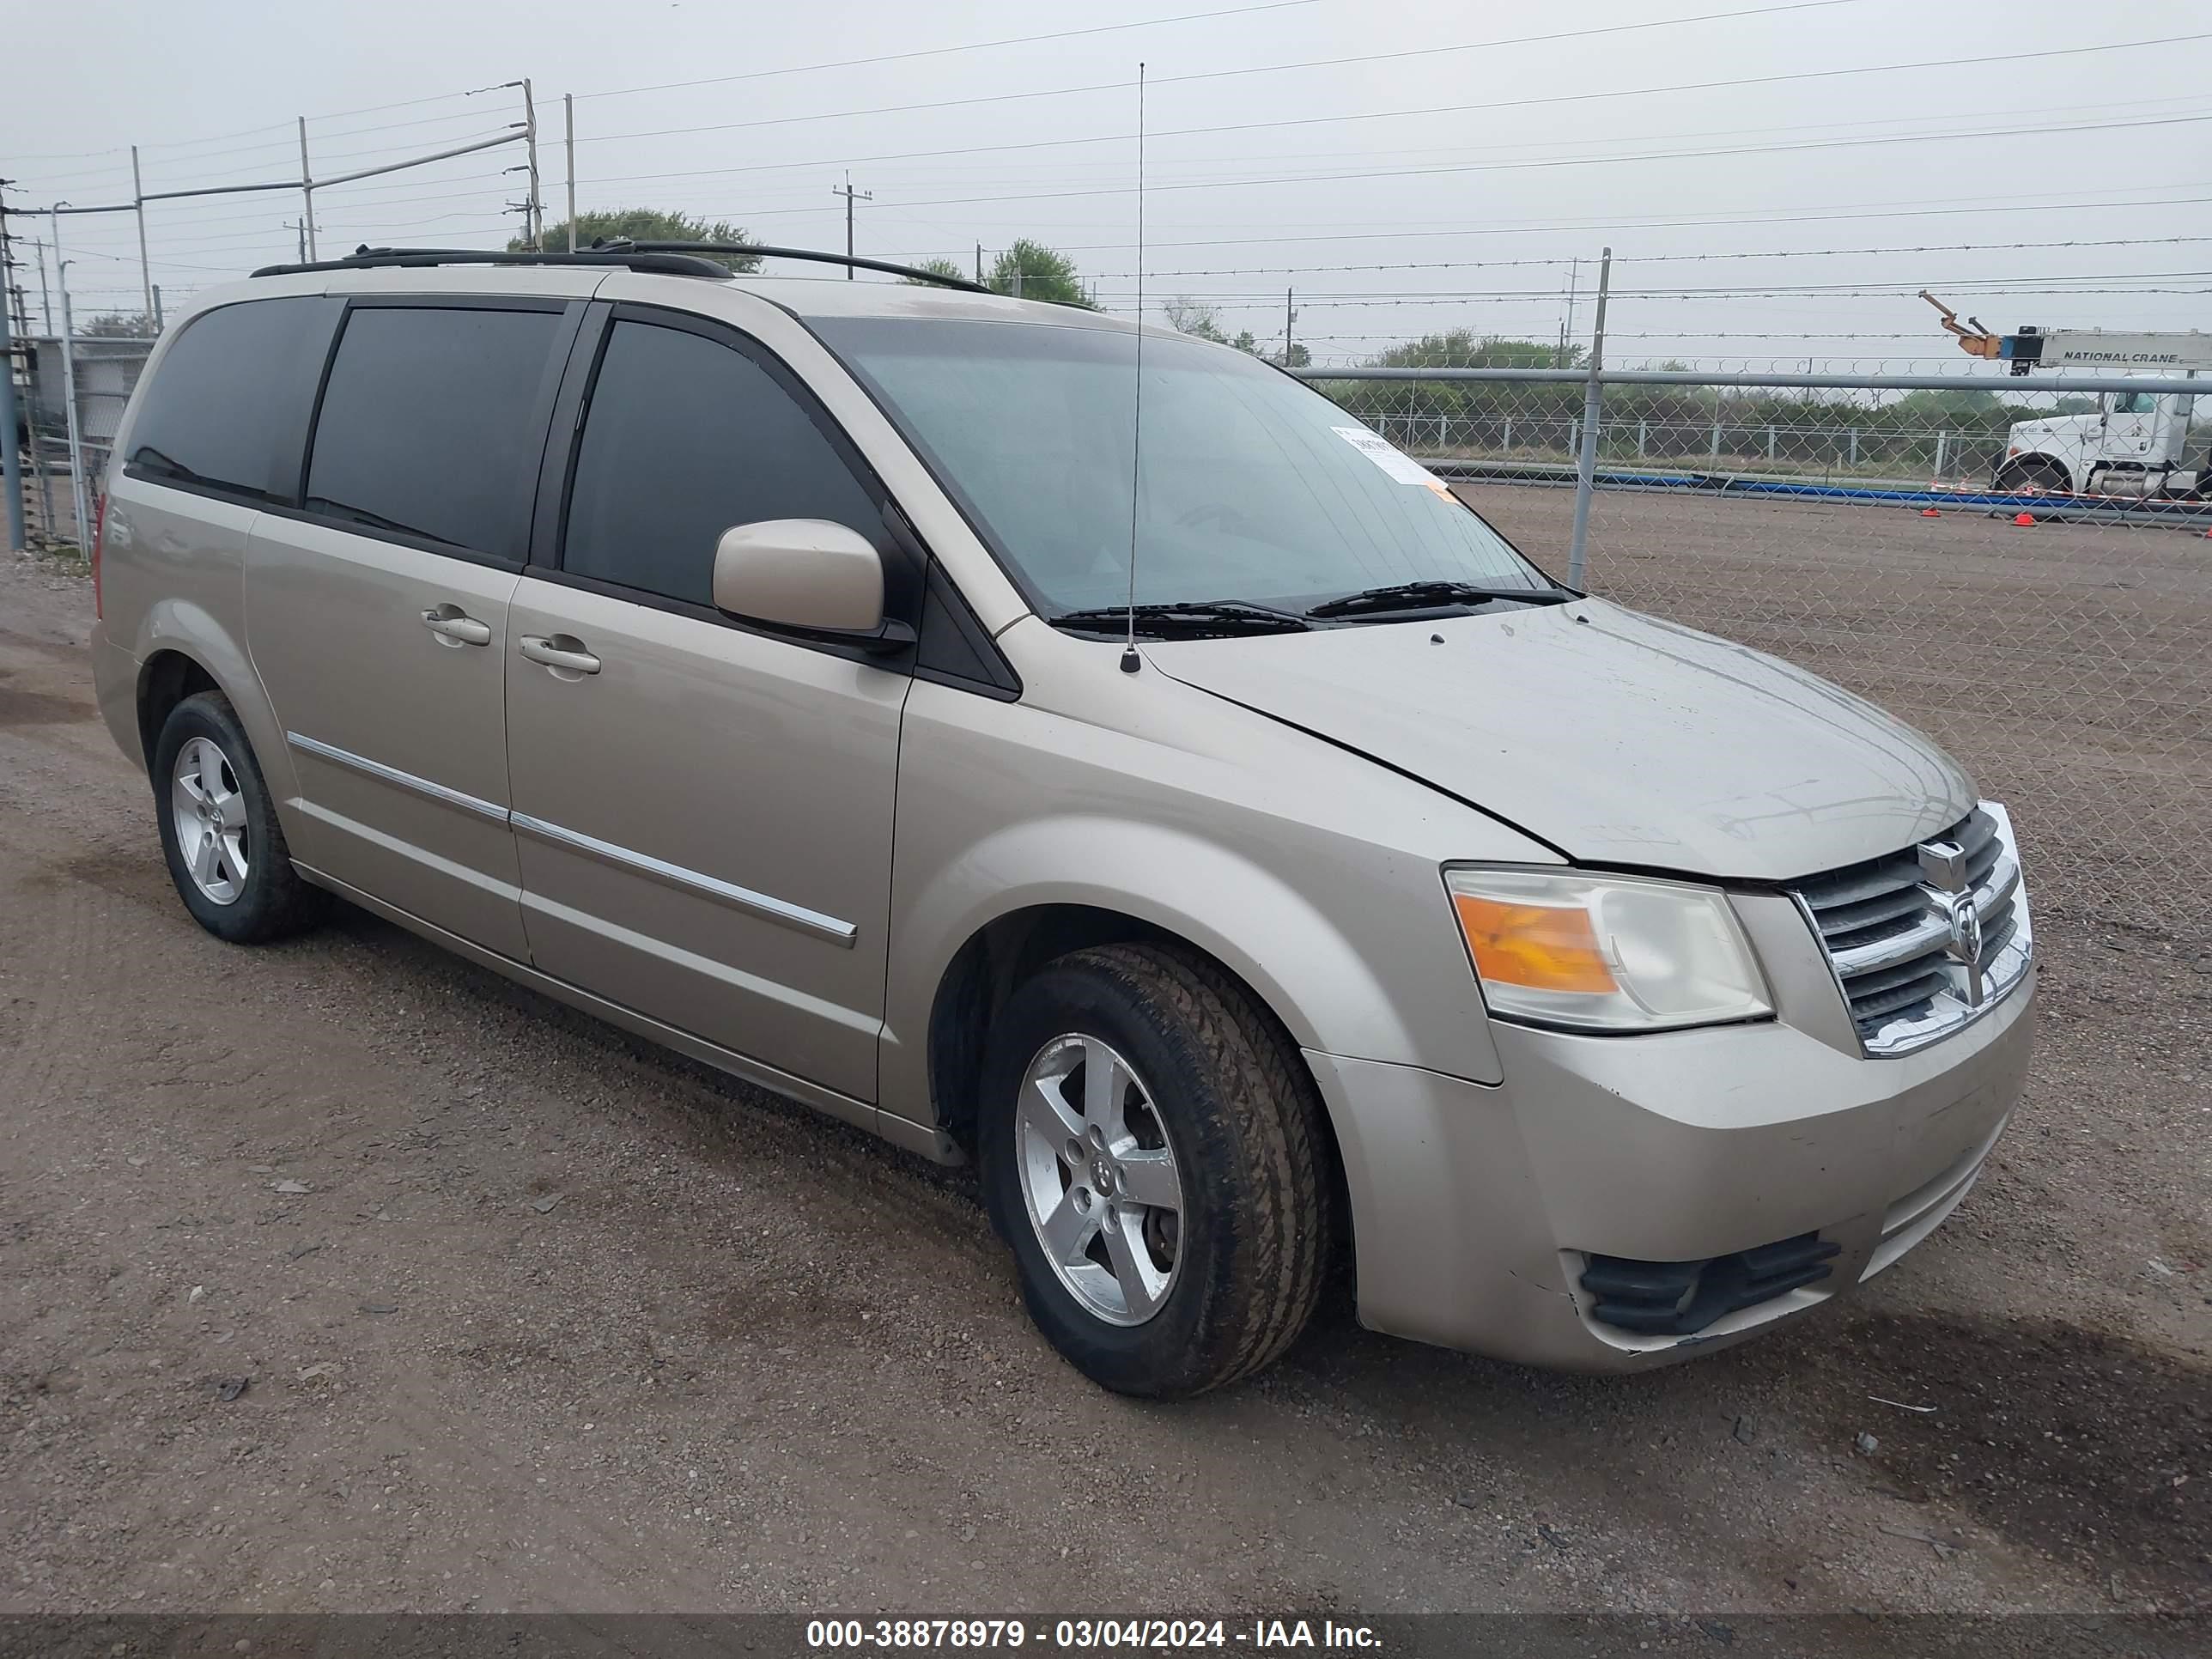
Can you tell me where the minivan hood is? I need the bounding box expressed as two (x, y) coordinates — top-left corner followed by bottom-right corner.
(1146, 600), (1973, 881)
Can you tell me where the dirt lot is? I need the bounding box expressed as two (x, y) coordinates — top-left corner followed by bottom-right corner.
(2, 494), (2207, 1623)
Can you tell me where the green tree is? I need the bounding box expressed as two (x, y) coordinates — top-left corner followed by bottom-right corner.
(79, 312), (156, 338)
(987, 239), (1095, 308)
(516, 209), (760, 272)
(1162, 297), (1261, 355)
(899, 256), (969, 286)
(1373, 331), (1583, 371)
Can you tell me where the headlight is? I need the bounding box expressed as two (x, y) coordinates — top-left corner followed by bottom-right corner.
(1444, 867), (1771, 1033)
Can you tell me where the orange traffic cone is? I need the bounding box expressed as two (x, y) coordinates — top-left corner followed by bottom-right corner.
(1920, 507), (1942, 518)
(2013, 511), (2037, 526)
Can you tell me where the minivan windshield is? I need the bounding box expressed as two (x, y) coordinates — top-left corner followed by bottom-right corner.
(814, 317), (1551, 616)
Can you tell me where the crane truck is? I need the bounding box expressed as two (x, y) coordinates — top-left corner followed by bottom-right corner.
(1922, 293), (2207, 500)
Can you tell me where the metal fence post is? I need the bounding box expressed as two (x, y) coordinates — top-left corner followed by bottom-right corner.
(297, 118), (319, 260)
(1565, 248), (1610, 592)
(563, 94), (578, 252)
(0, 278), (22, 553)
(131, 146), (154, 324)
(51, 206), (88, 548)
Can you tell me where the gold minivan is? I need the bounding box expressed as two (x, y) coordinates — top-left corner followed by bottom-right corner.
(90, 246), (2036, 1396)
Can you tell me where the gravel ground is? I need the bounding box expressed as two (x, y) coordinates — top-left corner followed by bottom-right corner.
(1, 502), (2206, 1623)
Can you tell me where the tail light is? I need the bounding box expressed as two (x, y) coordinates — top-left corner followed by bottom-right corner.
(91, 493), (107, 620)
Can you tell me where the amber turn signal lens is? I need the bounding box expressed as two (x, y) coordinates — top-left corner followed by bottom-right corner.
(1449, 892), (1619, 994)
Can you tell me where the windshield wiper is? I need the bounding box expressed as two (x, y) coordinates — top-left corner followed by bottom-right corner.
(1050, 600), (1313, 638)
(1304, 580), (1577, 620)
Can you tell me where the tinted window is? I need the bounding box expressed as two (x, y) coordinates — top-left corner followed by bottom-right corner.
(817, 318), (1546, 613)
(126, 298), (331, 501)
(562, 319), (880, 605)
(305, 306), (562, 558)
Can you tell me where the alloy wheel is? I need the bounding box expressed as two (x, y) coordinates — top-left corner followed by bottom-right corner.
(1014, 1033), (1185, 1326)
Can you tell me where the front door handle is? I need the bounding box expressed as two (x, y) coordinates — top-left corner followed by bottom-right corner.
(519, 634), (602, 677)
(421, 605), (492, 647)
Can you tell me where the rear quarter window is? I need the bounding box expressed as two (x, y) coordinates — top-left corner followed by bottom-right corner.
(125, 297), (337, 503)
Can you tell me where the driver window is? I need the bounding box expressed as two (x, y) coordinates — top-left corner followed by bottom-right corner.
(562, 319), (882, 605)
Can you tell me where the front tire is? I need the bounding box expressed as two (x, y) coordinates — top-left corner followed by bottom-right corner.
(979, 944), (1334, 1397)
(152, 690), (327, 944)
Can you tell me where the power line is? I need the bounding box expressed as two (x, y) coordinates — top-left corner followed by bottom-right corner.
(569, 0), (1878, 146)
(1042, 187), (2212, 255)
(1098, 235), (2212, 280)
(567, 27), (2212, 175)
(577, 0), (1325, 100)
(678, 112), (2212, 221)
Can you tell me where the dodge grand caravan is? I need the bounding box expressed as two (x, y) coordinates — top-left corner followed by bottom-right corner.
(88, 246), (2036, 1397)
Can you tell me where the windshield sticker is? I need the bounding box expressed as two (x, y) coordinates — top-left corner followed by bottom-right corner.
(1332, 426), (1455, 498)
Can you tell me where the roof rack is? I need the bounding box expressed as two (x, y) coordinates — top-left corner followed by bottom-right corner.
(251, 241), (991, 294)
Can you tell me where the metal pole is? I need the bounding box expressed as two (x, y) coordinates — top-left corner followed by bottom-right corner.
(1284, 287), (1293, 365)
(520, 79), (542, 250)
(131, 146), (154, 323)
(297, 118), (318, 260)
(1565, 247), (1610, 592)
(0, 193), (22, 554)
(52, 206), (89, 550)
(563, 94), (577, 252)
(975, 242), (983, 285)
(33, 238), (51, 334)
(151, 284), (163, 329)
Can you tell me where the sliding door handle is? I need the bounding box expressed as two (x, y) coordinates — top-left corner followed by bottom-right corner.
(421, 605), (492, 647)
(519, 634), (602, 676)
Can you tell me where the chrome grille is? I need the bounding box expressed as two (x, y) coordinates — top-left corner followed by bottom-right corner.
(1794, 801), (2033, 1055)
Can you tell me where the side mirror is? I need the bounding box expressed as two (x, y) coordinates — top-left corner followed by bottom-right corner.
(712, 519), (887, 636)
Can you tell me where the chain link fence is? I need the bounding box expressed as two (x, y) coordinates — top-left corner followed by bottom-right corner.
(16, 335), (155, 545)
(1305, 365), (2212, 935)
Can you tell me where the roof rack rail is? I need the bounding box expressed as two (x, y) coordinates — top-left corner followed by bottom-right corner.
(250, 241), (992, 294)
(250, 246), (731, 279)
(600, 240), (992, 293)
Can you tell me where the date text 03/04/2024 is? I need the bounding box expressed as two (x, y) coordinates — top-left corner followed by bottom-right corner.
(804, 1617), (1383, 1650)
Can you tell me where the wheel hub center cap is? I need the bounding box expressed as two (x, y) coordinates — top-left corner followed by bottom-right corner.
(1091, 1157), (1115, 1194)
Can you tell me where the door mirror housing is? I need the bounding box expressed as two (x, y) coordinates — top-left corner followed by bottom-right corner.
(711, 519), (892, 640)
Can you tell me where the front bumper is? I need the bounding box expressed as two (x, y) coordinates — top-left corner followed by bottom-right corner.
(1308, 963), (2036, 1371)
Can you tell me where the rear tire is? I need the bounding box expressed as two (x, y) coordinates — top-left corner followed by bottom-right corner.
(152, 690), (327, 944)
(979, 943), (1334, 1397)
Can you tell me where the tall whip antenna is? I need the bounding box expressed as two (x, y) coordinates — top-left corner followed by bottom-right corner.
(1120, 62), (1147, 675)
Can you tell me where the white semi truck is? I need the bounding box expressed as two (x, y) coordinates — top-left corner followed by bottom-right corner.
(1923, 295), (2207, 499)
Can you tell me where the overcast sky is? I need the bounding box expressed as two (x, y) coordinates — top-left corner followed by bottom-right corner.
(7, 0), (2209, 368)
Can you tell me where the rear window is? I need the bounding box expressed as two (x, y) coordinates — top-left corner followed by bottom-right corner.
(305, 306), (563, 561)
(125, 298), (332, 502)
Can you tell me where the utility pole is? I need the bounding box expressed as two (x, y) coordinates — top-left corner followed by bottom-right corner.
(0, 185), (24, 554)
(296, 118), (319, 260)
(563, 93), (577, 252)
(975, 242), (983, 285)
(1559, 256), (1580, 368)
(520, 78), (543, 249)
(1283, 287), (1294, 366)
(285, 220), (305, 263)
(130, 145), (154, 323)
(831, 173), (871, 277)
(151, 285), (163, 330)
(32, 237), (50, 333)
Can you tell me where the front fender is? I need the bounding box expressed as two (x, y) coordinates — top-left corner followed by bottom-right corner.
(900, 811), (1416, 1067)
(877, 659), (1548, 1133)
